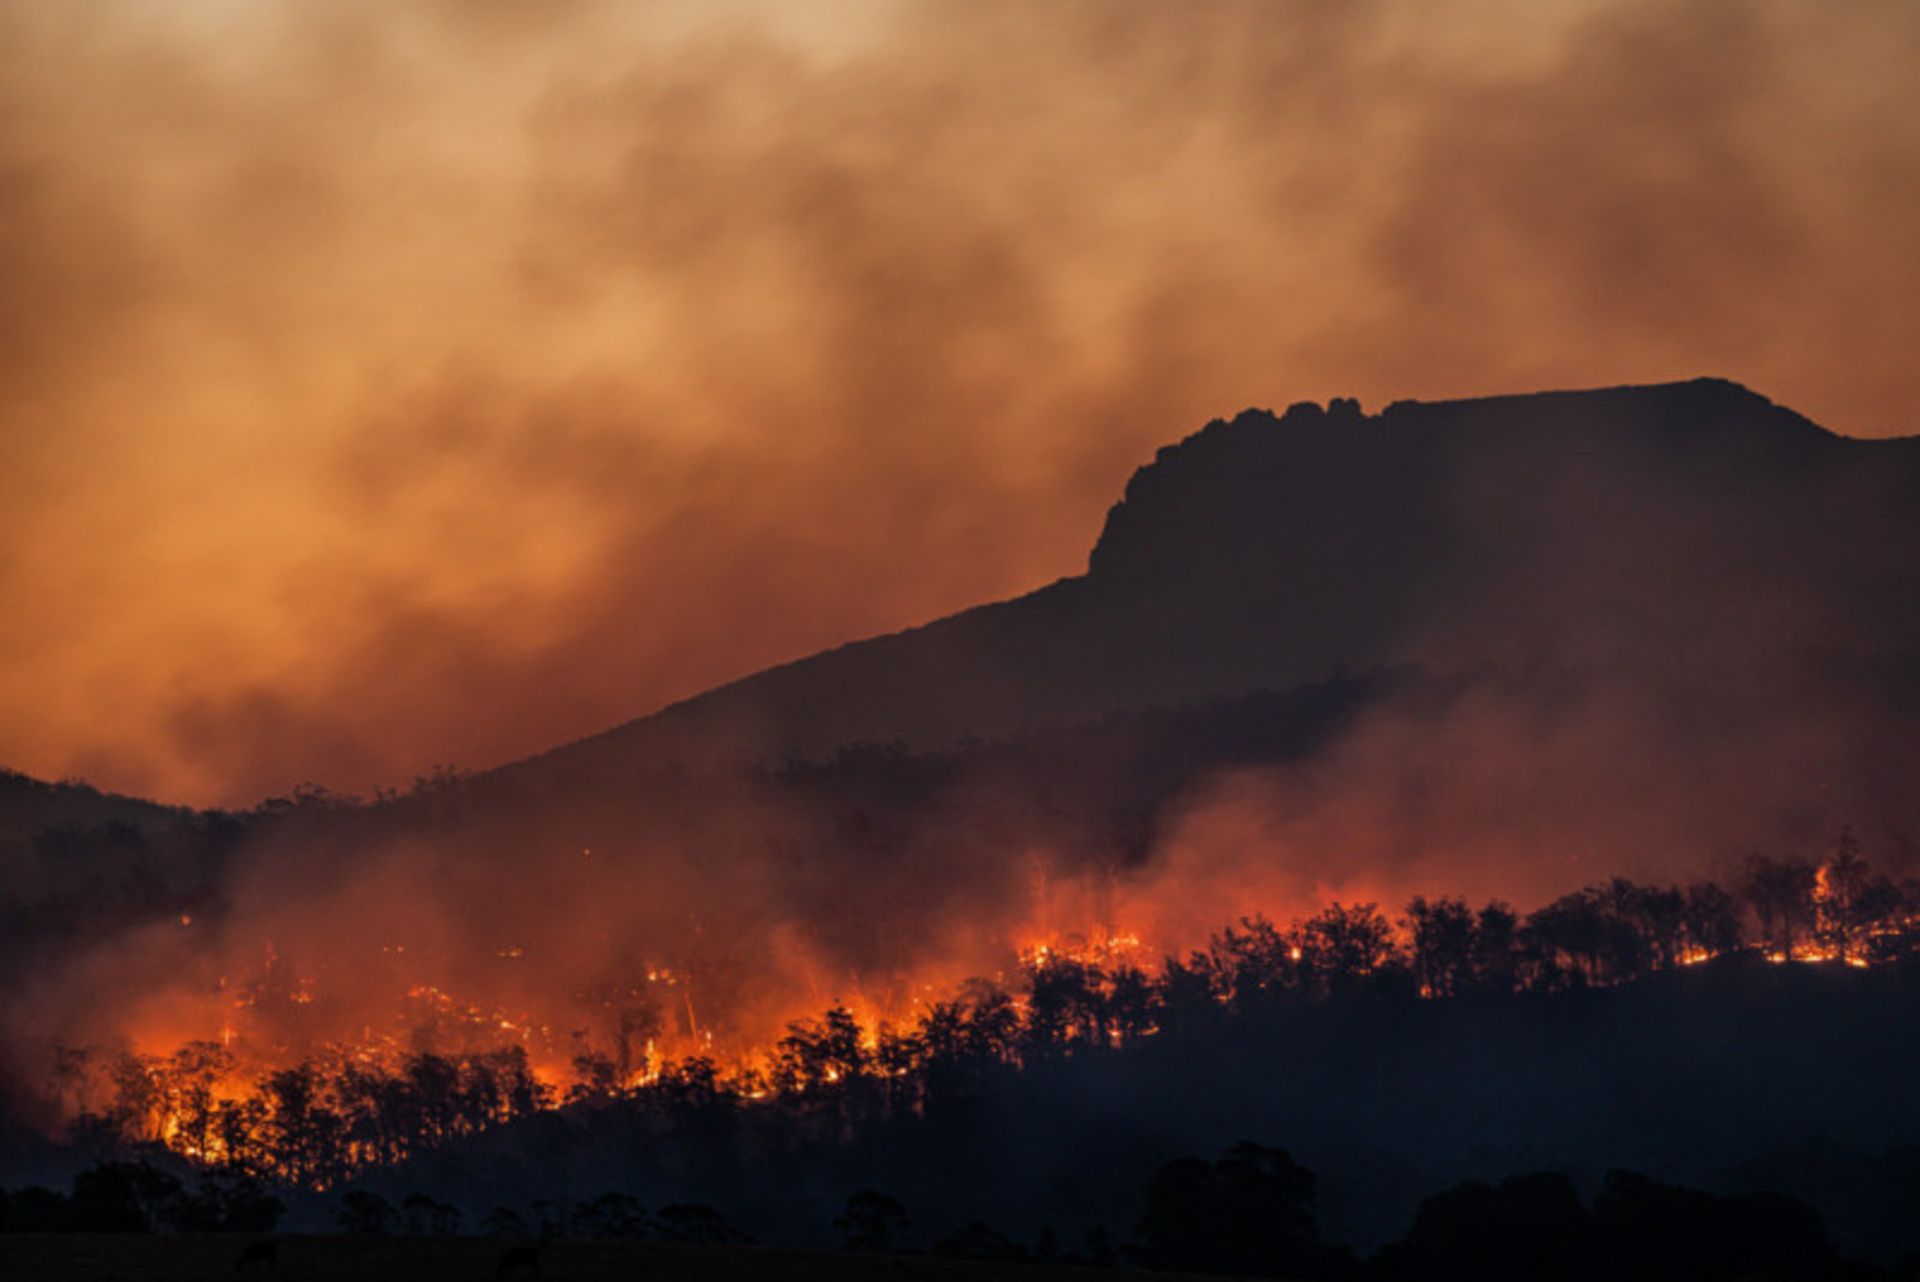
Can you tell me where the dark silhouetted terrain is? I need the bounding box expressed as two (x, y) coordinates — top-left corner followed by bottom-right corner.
(508, 379), (1920, 811)
(0, 1234), (1146, 1282)
(8, 379), (1920, 1276)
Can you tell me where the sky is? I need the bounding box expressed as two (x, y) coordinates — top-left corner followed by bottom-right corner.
(2, 0), (1917, 807)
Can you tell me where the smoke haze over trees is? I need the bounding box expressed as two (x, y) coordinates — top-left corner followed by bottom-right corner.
(10, 849), (1920, 1266)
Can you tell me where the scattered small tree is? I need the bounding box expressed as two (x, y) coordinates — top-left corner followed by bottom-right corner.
(835, 1188), (909, 1252)
(336, 1189), (396, 1236)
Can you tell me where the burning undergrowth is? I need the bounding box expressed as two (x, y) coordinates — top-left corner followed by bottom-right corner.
(7, 666), (1920, 1190)
(8, 532), (1920, 1186)
(26, 836), (1920, 1189)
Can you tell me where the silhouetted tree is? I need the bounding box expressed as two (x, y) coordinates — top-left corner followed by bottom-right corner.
(4, 1187), (70, 1232)
(1608, 879), (1686, 971)
(1024, 953), (1107, 1055)
(1135, 1141), (1323, 1277)
(184, 1169), (282, 1232)
(1157, 955), (1226, 1040)
(160, 1041), (231, 1164)
(1406, 897), (1476, 998)
(653, 1202), (743, 1245)
(1298, 902), (1400, 998)
(1525, 890), (1621, 987)
(960, 982), (1023, 1066)
(68, 1162), (183, 1232)
(1814, 827), (1903, 962)
(401, 1191), (460, 1235)
(1592, 1169), (1834, 1282)
(771, 1005), (867, 1093)
(1374, 1172), (1588, 1282)
(572, 1191), (646, 1239)
(336, 1189), (397, 1235)
(568, 1035), (620, 1105)
(873, 1021), (923, 1113)
(262, 1063), (342, 1186)
(1209, 916), (1301, 1014)
(481, 1206), (529, 1238)
(403, 1053), (462, 1145)
(1681, 882), (1742, 959)
(1741, 854), (1819, 959)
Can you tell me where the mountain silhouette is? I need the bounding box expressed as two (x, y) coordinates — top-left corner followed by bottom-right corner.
(12, 376), (1920, 898)
(497, 377), (1920, 814)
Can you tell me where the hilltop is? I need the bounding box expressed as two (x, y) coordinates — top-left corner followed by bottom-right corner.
(486, 380), (1920, 855)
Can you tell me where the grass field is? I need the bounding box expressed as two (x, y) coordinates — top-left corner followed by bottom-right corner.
(0, 1235), (1191, 1281)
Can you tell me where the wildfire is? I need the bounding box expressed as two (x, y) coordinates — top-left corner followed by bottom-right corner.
(42, 844), (1920, 1191)
(1018, 929), (1145, 971)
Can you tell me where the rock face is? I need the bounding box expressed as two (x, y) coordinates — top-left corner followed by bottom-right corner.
(501, 377), (1920, 806)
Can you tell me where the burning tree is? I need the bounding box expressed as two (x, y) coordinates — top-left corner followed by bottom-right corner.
(34, 829), (1920, 1190)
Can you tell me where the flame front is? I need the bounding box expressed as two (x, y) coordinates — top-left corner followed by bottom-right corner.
(39, 844), (1918, 1190)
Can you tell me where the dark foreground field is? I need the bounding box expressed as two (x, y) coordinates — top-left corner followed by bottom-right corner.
(0, 1235), (1183, 1282)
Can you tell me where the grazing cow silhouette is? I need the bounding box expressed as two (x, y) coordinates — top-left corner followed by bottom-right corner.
(496, 1244), (541, 1278)
(234, 1239), (277, 1273)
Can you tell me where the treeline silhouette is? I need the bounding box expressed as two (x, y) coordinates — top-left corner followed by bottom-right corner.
(46, 832), (1920, 1192)
(0, 1144), (1890, 1282)
(19, 830), (1917, 1272)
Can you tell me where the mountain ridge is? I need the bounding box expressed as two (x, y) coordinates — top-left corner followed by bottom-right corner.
(9, 377), (1916, 815)
(494, 376), (1920, 794)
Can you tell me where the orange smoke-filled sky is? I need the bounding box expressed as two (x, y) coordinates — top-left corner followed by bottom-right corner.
(2, 0), (1916, 807)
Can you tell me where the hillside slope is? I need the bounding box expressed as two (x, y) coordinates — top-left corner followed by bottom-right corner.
(498, 378), (1920, 798)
